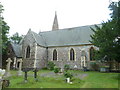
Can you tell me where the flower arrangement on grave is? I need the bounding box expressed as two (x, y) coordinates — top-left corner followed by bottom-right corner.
(0, 69), (6, 89)
(0, 69), (5, 79)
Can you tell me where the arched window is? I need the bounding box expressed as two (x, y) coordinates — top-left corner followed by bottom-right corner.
(70, 48), (75, 60)
(89, 47), (95, 61)
(26, 46), (30, 58)
(53, 49), (57, 60)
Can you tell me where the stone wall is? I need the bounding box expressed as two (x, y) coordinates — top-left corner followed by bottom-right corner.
(22, 32), (36, 69)
(48, 45), (95, 69)
(35, 45), (47, 69)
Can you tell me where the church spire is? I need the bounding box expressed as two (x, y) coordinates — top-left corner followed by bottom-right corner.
(52, 11), (59, 30)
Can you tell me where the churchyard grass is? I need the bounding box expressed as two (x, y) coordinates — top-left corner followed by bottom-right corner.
(81, 71), (119, 88)
(5, 70), (119, 88)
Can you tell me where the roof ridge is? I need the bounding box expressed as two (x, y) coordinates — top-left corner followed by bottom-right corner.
(40, 24), (101, 33)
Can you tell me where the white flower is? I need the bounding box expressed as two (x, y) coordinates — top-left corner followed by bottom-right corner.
(0, 69), (5, 77)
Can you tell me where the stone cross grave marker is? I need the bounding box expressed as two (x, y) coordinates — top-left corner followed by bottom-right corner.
(4, 58), (12, 77)
(17, 59), (23, 76)
(24, 71), (28, 83)
(22, 68), (30, 83)
(33, 68), (38, 82)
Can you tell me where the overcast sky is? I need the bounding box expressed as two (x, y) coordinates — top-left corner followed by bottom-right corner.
(1, 0), (117, 36)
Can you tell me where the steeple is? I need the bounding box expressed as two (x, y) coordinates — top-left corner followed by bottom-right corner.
(52, 11), (59, 30)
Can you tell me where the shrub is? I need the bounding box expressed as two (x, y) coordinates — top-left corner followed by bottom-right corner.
(42, 67), (48, 70)
(54, 66), (60, 73)
(64, 71), (73, 79)
(90, 62), (99, 71)
(47, 61), (55, 70)
(64, 64), (70, 71)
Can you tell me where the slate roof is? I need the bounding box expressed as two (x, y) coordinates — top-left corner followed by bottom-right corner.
(32, 24), (100, 47)
(31, 31), (47, 46)
(39, 25), (97, 47)
(26, 24), (101, 47)
(11, 43), (22, 57)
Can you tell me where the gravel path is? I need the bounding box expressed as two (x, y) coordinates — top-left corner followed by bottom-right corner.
(40, 72), (62, 78)
(40, 72), (88, 79)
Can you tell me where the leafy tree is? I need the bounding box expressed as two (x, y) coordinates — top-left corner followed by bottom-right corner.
(0, 3), (10, 55)
(90, 1), (120, 64)
(109, 2), (120, 63)
(10, 32), (23, 44)
(2, 21), (10, 54)
(0, 3), (10, 68)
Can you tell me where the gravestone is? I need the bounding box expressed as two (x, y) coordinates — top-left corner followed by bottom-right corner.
(66, 77), (70, 83)
(4, 58), (12, 77)
(74, 65), (78, 70)
(17, 59), (23, 76)
(60, 68), (63, 73)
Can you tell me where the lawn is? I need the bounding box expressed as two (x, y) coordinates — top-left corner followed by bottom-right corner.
(4, 70), (119, 88)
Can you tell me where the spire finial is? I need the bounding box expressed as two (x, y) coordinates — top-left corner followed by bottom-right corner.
(55, 11), (57, 15)
(52, 11), (59, 31)
(29, 28), (31, 31)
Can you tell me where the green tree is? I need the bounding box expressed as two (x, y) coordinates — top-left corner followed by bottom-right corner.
(109, 2), (120, 63)
(0, 3), (10, 68)
(0, 3), (10, 55)
(90, 1), (120, 63)
(10, 32), (23, 44)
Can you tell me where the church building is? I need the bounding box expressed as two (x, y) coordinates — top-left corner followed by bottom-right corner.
(20, 12), (99, 70)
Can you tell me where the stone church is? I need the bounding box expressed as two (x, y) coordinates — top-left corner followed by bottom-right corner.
(11, 13), (100, 70)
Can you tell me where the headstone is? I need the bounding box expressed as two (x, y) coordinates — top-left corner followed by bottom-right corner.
(17, 59), (23, 76)
(59, 68), (63, 73)
(4, 58), (12, 77)
(74, 65), (77, 70)
(66, 77), (70, 83)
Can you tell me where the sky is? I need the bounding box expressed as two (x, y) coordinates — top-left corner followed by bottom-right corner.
(1, 0), (117, 36)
